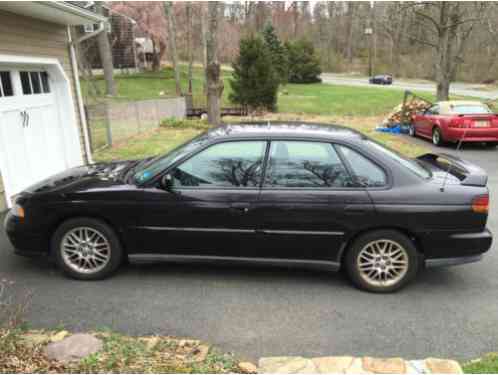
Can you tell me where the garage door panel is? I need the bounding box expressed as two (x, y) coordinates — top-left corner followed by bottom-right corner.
(0, 110), (33, 196)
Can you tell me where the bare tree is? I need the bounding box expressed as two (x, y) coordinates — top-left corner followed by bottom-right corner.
(163, 1), (182, 96)
(406, 2), (487, 100)
(206, 2), (223, 125)
(186, 2), (194, 95)
(95, 2), (116, 96)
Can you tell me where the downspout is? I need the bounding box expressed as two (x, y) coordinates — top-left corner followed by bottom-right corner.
(67, 23), (106, 164)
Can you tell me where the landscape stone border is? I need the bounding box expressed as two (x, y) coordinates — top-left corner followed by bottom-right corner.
(257, 356), (463, 374)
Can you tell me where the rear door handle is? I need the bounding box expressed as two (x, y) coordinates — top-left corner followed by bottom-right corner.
(230, 202), (250, 213)
(344, 205), (367, 215)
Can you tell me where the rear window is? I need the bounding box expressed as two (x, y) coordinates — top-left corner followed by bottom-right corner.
(365, 140), (431, 179)
(450, 104), (492, 115)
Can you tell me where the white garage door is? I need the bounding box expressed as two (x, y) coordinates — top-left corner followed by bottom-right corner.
(0, 67), (74, 205)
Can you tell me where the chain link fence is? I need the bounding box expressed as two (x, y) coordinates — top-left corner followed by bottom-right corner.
(85, 97), (186, 151)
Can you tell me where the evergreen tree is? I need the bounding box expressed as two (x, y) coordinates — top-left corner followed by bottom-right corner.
(286, 39), (322, 84)
(262, 22), (289, 85)
(229, 36), (279, 111)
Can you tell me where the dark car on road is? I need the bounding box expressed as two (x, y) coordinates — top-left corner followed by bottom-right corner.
(4, 122), (492, 292)
(369, 74), (393, 85)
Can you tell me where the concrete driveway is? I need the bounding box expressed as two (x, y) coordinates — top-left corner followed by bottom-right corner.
(321, 73), (498, 100)
(0, 139), (497, 362)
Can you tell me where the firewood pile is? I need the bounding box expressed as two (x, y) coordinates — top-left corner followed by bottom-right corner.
(382, 98), (432, 127)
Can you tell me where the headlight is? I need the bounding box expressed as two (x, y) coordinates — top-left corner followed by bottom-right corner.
(10, 196), (25, 218)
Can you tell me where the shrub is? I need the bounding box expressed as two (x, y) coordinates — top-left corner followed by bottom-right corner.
(286, 39), (322, 84)
(229, 36), (280, 111)
(262, 23), (289, 85)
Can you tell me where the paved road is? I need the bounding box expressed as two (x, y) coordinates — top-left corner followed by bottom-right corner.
(1, 139), (497, 362)
(321, 73), (498, 100)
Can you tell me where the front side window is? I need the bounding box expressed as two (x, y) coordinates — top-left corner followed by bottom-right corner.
(264, 141), (352, 188)
(427, 105), (439, 115)
(337, 145), (387, 187)
(171, 141), (266, 188)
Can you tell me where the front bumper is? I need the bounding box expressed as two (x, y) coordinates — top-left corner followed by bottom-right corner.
(4, 210), (48, 256)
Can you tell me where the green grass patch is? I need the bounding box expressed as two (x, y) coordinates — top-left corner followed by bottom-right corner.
(463, 353), (498, 373)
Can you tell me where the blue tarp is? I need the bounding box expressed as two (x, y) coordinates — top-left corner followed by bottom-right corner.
(376, 123), (410, 134)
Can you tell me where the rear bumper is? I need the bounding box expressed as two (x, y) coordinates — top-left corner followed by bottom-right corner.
(425, 254), (483, 268)
(444, 127), (498, 142)
(422, 228), (493, 261)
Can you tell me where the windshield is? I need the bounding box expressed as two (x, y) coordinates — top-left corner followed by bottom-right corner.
(450, 104), (492, 115)
(365, 140), (431, 179)
(133, 132), (210, 184)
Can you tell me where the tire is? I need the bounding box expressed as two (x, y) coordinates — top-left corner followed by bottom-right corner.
(409, 123), (416, 137)
(51, 218), (123, 280)
(432, 127), (444, 146)
(344, 230), (420, 293)
(485, 142), (497, 148)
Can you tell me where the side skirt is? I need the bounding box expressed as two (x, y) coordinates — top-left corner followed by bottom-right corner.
(128, 254), (341, 272)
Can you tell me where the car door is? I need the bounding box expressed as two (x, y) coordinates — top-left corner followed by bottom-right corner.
(251, 140), (380, 264)
(419, 105), (439, 137)
(134, 140), (267, 258)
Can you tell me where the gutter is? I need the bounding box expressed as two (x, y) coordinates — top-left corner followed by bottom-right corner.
(67, 26), (96, 164)
(39, 1), (107, 24)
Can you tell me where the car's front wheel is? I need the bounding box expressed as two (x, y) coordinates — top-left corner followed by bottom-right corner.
(432, 127), (444, 146)
(52, 218), (123, 280)
(409, 123), (416, 137)
(344, 230), (419, 293)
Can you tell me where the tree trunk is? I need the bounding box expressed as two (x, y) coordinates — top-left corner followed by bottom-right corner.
(186, 2), (193, 95)
(200, 5), (208, 97)
(95, 2), (116, 96)
(163, 1), (182, 96)
(151, 39), (161, 71)
(206, 2), (222, 125)
(345, 3), (355, 64)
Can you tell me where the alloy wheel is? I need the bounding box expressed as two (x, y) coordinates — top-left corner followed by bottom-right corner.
(432, 129), (441, 145)
(357, 239), (409, 288)
(61, 227), (111, 274)
(409, 124), (415, 137)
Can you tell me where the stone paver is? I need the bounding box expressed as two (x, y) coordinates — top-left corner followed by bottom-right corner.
(312, 356), (354, 373)
(363, 357), (406, 374)
(258, 356), (463, 374)
(44, 333), (103, 362)
(425, 358), (463, 374)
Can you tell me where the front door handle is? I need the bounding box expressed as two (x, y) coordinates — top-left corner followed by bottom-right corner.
(230, 202), (250, 213)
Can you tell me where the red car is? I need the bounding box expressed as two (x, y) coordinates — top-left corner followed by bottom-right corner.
(410, 101), (498, 147)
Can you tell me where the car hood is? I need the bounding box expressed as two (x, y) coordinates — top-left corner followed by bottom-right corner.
(23, 159), (146, 195)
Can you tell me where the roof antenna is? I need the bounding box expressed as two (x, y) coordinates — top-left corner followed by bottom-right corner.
(441, 126), (469, 192)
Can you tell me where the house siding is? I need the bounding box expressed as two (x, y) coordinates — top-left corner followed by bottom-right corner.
(0, 10), (88, 210)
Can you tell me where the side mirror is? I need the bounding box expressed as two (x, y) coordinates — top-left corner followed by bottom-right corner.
(160, 173), (174, 191)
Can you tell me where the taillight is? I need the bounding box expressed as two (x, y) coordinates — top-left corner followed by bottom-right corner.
(472, 195), (489, 213)
(449, 119), (464, 128)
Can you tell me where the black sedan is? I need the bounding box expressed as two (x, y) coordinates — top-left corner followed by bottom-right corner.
(369, 74), (393, 85)
(4, 122), (492, 292)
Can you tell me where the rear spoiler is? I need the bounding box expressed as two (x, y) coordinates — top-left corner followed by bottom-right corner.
(417, 153), (488, 187)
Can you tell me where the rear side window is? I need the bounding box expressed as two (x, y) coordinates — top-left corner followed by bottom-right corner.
(337, 145), (387, 187)
(264, 141), (353, 188)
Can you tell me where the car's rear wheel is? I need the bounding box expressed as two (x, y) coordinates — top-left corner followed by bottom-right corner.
(345, 230), (419, 293)
(432, 127), (444, 146)
(52, 218), (123, 280)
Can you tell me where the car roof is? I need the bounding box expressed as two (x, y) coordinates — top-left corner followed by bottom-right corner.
(205, 121), (365, 141)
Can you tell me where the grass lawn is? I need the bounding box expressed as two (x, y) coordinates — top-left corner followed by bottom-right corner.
(82, 64), (445, 117)
(94, 115), (429, 162)
(463, 354), (498, 373)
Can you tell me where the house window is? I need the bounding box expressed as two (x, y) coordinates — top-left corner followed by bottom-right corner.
(0, 71), (14, 97)
(84, 24), (95, 33)
(20, 71), (51, 95)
